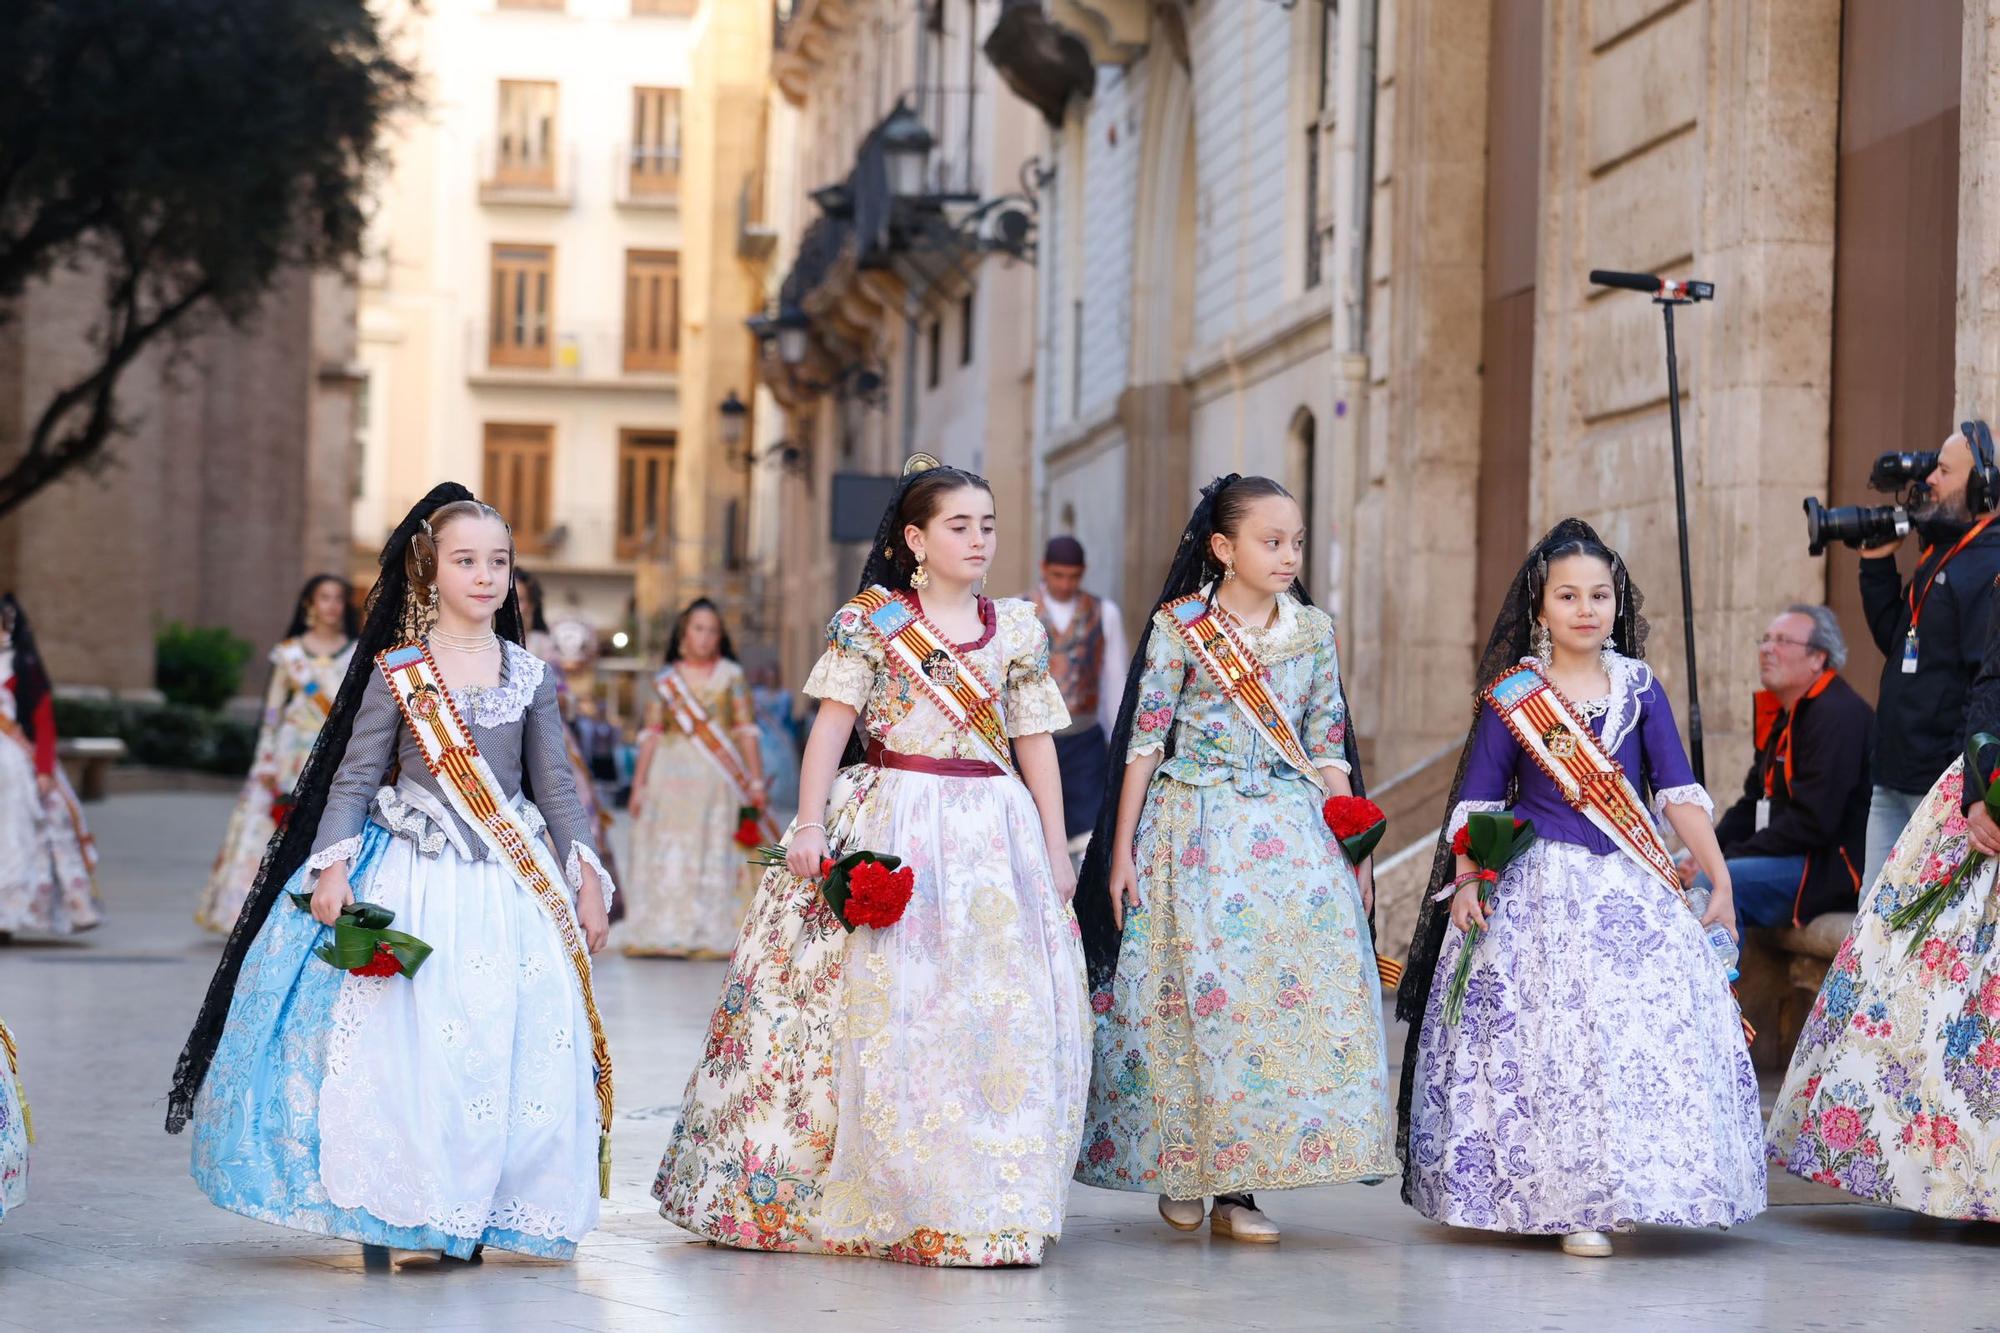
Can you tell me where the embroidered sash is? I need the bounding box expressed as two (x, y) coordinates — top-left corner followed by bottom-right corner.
(655, 666), (780, 843)
(376, 642), (614, 1197)
(1160, 593), (1327, 791)
(275, 639), (336, 720)
(847, 587), (1017, 777)
(1485, 663), (1684, 898)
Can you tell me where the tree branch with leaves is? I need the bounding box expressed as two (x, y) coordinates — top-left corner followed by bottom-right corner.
(0, 0), (417, 519)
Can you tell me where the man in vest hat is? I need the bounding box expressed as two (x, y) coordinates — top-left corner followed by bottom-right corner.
(1028, 536), (1127, 848)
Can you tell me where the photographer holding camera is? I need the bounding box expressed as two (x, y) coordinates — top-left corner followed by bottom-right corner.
(1846, 424), (2000, 886)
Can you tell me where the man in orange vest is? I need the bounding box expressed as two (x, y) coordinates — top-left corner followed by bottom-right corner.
(1026, 537), (1127, 848)
(1706, 606), (1873, 931)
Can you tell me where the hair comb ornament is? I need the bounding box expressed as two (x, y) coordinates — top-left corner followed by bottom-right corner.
(902, 452), (942, 477)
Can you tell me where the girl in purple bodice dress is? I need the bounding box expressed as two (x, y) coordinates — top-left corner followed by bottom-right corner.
(1395, 520), (1765, 1258)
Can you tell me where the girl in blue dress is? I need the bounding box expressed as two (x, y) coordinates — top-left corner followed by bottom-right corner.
(1072, 475), (1396, 1244)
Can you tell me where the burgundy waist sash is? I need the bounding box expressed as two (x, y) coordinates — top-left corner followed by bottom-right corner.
(864, 739), (1005, 778)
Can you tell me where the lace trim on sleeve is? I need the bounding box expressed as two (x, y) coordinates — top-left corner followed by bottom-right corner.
(1652, 783), (1714, 817)
(565, 841), (616, 913)
(1447, 799), (1507, 841)
(304, 835), (363, 875)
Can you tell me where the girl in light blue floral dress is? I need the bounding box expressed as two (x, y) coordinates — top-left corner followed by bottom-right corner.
(1072, 475), (1396, 1244)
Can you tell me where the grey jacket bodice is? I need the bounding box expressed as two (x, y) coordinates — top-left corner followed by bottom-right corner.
(306, 640), (611, 904)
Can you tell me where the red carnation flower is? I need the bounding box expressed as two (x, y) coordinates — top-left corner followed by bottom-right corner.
(733, 817), (763, 849)
(844, 859), (916, 930)
(351, 944), (403, 978)
(1451, 825), (1472, 857)
(1322, 796), (1385, 841)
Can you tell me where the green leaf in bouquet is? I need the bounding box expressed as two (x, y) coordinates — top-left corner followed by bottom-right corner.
(1340, 821), (1387, 866)
(1968, 732), (2000, 811)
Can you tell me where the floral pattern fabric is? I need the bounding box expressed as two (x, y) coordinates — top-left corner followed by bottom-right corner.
(654, 592), (1090, 1267)
(1407, 840), (1766, 1232)
(1769, 758), (2000, 1218)
(197, 638), (354, 933)
(1075, 595), (1395, 1198)
(0, 1019), (27, 1223)
(0, 679), (99, 937)
(190, 821), (600, 1259)
(620, 659), (759, 956)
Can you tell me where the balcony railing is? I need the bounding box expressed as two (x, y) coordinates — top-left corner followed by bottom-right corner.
(615, 141), (682, 208)
(467, 318), (682, 384)
(477, 137), (576, 207)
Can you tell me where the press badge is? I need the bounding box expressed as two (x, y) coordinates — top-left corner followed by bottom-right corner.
(1755, 798), (1771, 832)
(1903, 630), (1919, 674)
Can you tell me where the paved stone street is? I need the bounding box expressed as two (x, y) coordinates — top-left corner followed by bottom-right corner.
(1, 792), (1997, 1331)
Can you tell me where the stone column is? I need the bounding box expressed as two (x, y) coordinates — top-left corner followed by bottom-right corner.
(1959, 1), (2000, 411)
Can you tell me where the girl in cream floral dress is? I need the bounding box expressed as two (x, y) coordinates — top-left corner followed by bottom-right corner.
(654, 459), (1091, 1267)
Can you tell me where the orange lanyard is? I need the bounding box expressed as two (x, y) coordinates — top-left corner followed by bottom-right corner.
(1762, 671), (1836, 799)
(1909, 514), (1998, 635)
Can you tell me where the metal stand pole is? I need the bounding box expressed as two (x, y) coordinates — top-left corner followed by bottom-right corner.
(1659, 298), (1705, 785)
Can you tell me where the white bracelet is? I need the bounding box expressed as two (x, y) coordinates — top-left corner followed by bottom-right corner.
(791, 822), (827, 840)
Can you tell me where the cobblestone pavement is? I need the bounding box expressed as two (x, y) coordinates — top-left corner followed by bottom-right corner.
(1, 792), (1997, 1331)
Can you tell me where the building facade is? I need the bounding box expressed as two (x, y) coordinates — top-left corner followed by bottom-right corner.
(0, 264), (359, 696)
(751, 0), (1044, 689)
(355, 0), (768, 665)
(993, 0), (2000, 943)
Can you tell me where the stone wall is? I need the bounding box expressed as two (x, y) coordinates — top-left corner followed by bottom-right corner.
(0, 262), (348, 695)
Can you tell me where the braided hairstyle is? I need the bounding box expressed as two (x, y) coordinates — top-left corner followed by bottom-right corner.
(855, 463), (995, 594)
(283, 574), (360, 641)
(1074, 474), (1332, 992)
(167, 483), (526, 1132)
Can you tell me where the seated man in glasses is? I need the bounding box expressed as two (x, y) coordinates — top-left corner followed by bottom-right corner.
(1698, 606), (1874, 932)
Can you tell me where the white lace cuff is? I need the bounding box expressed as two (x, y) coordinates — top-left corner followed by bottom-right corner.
(1653, 783), (1714, 817)
(565, 841), (616, 913)
(1447, 800), (1507, 841)
(304, 835), (363, 875)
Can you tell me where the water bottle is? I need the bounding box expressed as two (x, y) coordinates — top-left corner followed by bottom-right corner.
(1687, 881), (1741, 981)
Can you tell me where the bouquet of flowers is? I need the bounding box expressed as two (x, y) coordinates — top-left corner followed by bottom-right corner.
(749, 843), (916, 932)
(289, 893), (433, 979)
(1890, 733), (2000, 953)
(732, 805), (764, 849)
(1322, 795), (1388, 865)
(1442, 810), (1535, 1025)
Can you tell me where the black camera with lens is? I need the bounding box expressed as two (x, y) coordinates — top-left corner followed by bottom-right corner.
(1803, 448), (1937, 556)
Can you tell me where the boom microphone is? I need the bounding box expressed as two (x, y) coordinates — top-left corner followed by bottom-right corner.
(1590, 269), (1715, 301)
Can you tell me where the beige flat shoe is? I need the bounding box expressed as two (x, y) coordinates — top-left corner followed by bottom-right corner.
(1158, 1195), (1205, 1231)
(1211, 1196), (1279, 1244)
(1561, 1230), (1612, 1258)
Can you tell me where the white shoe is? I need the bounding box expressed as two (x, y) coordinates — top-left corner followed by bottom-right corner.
(1560, 1230), (1612, 1258)
(1158, 1195), (1205, 1231)
(1211, 1196), (1279, 1244)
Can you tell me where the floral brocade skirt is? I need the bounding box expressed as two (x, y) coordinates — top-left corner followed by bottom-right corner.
(1407, 838), (1765, 1233)
(1769, 758), (2000, 1218)
(0, 736), (100, 937)
(618, 739), (756, 956)
(190, 821), (603, 1258)
(0, 1022), (27, 1223)
(1073, 773), (1397, 1198)
(653, 762), (1092, 1266)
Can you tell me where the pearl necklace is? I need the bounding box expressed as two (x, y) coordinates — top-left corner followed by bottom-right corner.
(430, 627), (499, 653)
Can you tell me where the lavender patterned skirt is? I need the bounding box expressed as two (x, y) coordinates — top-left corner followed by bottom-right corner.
(1406, 838), (1765, 1233)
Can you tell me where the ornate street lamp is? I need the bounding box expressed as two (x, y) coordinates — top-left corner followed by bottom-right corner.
(717, 390), (748, 448)
(877, 99), (935, 202)
(773, 302), (811, 367)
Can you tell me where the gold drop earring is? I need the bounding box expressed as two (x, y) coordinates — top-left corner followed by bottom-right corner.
(1223, 563), (1237, 583)
(909, 551), (931, 591)
(1534, 622), (1553, 664)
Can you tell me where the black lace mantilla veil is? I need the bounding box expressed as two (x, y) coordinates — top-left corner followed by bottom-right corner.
(166, 482), (528, 1133)
(1390, 516), (1648, 1195)
(1073, 475), (1369, 995)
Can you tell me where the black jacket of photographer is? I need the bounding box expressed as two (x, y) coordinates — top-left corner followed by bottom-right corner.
(1713, 671), (1873, 923)
(1861, 518), (2000, 794)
